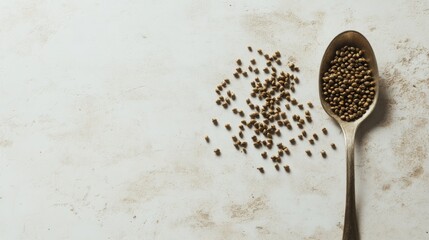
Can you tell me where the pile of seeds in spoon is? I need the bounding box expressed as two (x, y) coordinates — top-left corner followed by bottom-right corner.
(321, 46), (375, 122)
(206, 47), (336, 174)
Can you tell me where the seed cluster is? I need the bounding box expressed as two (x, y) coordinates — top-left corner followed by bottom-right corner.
(322, 46), (375, 122)
(207, 47), (337, 173)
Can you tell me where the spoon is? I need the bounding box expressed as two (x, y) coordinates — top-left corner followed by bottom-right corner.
(319, 30), (379, 240)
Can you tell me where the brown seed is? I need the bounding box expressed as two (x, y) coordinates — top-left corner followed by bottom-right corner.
(289, 138), (296, 145)
(242, 148), (247, 154)
(251, 59), (256, 65)
(285, 104), (290, 110)
(212, 119), (218, 126)
(254, 68), (259, 74)
(276, 59), (282, 65)
(284, 165), (290, 173)
(275, 51), (281, 57)
(322, 128), (328, 135)
(239, 131), (244, 138)
(309, 139), (315, 145)
(331, 143), (337, 150)
(233, 73), (239, 78)
(239, 111), (245, 117)
(224, 79), (230, 84)
(263, 68), (269, 74)
(298, 104), (304, 110)
(215, 89), (221, 95)
(222, 103), (228, 109)
(243, 72), (248, 77)
(232, 136), (238, 142)
(214, 149), (221, 156)
(232, 108), (238, 114)
(248, 46), (253, 52)
(297, 123), (303, 129)
(307, 102), (313, 108)
(216, 99), (221, 105)
(239, 125), (245, 131)
(283, 147), (290, 155)
(305, 150), (312, 156)
(313, 133), (318, 140)
(233, 143), (239, 150)
(225, 124), (231, 130)
(275, 164), (280, 171)
(257, 49), (263, 55)
(236, 59), (242, 66)
(302, 130), (307, 137)
(257, 167), (264, 174)
(321, 150), (327, 158)
(261, 151), (268, 159)
(298, 135), (303, 140)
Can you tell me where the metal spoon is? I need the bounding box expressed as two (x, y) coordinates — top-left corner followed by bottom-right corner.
(319, 30), (379, 240)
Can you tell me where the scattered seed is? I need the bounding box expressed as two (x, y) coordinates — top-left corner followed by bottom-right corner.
(322, 128), (328, 135)
(257, 167), (264, 173)
(290, 138), (296, 145)
(232, 136), (238, 142)
(239, 131), (244, 138)
(214, 149), (221, 156)
(205, 136), (210, 143)
(331, 143), (337, 150)
(275, 164), (280, 171)
(212, 119), (218, 126)
(307, 102), (313, 108)
(243, 72), (248, 77)
(298, 135), (303, 140)
(298, 104), (304, 110)
(302, 130), (307, 137)
(305, 150), (312, 156)
(257, 49), (263, 55)
(313, 133), (318, 140)
(236, 59), (242, 66)
(309, 139), (315, 145)
(284, 165), (290, 173)
(233, 73), (239, 78)
(224, 79), (230, 84)
(225, 124), (231, 130)
(248, 46), (253, 52)
(321, 150), (327, 158)
(283, 147), (290, 155)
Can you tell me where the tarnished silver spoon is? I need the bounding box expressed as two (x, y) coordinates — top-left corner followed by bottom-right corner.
(319, 30), (379, 240)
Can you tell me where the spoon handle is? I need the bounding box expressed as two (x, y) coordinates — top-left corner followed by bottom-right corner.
(342, 125), (359, 240)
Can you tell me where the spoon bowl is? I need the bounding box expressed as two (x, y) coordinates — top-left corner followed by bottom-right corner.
(319, 30), (379, 240)
(319, 30), (380, 127)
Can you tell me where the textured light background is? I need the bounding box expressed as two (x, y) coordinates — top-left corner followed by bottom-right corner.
(0, 0), (428, 239)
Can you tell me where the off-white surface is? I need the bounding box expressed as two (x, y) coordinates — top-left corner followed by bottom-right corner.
(0, 1), (428, 239)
